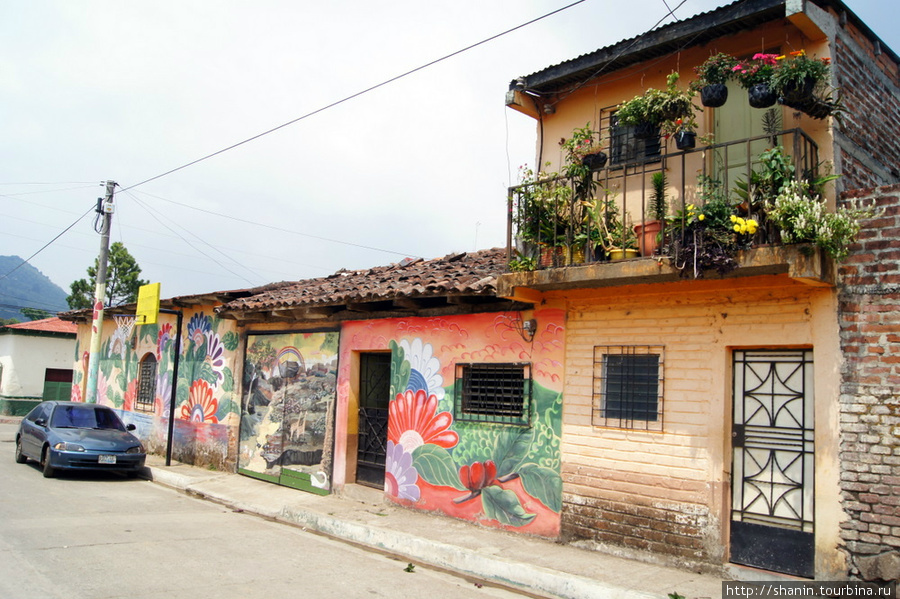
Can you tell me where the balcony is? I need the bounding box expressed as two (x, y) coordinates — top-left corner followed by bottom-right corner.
(500, 128), (836, 295)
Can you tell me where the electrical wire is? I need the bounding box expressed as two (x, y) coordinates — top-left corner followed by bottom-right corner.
(0, 203), (96, 283)
(118, 0), (587, 194)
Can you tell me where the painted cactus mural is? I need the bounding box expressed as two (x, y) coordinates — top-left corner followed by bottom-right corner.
(341, 310), (565, 536)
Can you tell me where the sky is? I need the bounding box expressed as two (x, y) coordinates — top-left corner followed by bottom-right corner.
(1, 0), (897, 311)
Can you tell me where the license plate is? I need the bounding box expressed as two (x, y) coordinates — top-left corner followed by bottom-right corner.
(98, 455), (117, 464)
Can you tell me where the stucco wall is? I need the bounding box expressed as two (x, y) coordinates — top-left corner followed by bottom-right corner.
(556, 276), (843, 575)
(0, 333), (75, 398)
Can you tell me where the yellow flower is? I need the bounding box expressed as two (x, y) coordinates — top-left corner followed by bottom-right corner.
(698, 214), (705, 221)
(734, 225), (741, 233)
(730, 215), (738, 223)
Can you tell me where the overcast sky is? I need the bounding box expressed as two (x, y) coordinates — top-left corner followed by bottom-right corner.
(1, 0), (896, 310)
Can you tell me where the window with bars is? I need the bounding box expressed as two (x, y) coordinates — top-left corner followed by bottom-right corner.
(593, 346), (664, 430)
(608, 113), (662, 167)
(454, 362), (531, 426)
(136, 354), (157, 413)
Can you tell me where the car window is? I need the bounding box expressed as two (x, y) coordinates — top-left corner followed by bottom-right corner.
(24, 404), (44, 422)
(50, 405), (126, 431)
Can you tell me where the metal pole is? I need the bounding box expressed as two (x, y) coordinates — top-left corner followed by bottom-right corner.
(163, 309), (183, 466)
(85, 181), (116, 403)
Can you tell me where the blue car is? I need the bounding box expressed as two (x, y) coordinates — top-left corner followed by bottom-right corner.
(15, 401), (146, 478)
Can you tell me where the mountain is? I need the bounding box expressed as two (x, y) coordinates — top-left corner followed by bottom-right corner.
(0, 256), (70, 322)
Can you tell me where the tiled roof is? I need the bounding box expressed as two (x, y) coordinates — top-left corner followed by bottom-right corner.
(1, 317), (77, 335)
(217, 248), (512, 318)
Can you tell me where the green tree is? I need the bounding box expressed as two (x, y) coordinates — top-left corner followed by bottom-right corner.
(67, 242), (149, 309)
(21, 307), (52, 321)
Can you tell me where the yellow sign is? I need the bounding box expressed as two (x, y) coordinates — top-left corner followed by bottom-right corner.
(136, 283), (161, 325)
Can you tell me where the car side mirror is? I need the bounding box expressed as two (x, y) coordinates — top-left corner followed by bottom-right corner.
(126, 424), (136, 431)
(34, 418), (47, 427)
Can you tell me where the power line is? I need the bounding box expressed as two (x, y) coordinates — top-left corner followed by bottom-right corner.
(119, 0), (587, 194)
(0, 203), (96, 283)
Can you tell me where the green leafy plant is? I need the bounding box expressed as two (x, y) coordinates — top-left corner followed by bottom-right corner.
(692, 52), (737, 87)
(617, 73), (697, 136)
(771, 50), (830, 96)
(649, 171), (669, 222)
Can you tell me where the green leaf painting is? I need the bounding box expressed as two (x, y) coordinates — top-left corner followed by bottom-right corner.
(517, 463), (562, 512)
(412, 445), (466, 491)
(216, 396), (238, 421)
(221, 367), (234, 392)
(481, 486), (536, 527)
(493, 426), (535, 478)
(222, 331), (239, 352)
(389, 340), (410, 397)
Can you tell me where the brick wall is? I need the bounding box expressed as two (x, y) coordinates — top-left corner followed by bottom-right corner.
(837, 184), (900, 582)
(833, 19), (900, 192)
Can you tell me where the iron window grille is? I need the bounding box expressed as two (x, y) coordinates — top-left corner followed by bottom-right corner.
(593, 345), (664, 430)
(136, 354), (157, 413)
(609, 112), (662, 167)
(454, 362), (532, 426)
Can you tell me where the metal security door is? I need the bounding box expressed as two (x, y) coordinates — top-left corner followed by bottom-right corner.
(731, 350), (815, 578)
(357, 353), (390, 488)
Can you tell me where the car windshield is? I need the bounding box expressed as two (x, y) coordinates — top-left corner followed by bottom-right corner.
(50, 405), (126, 431)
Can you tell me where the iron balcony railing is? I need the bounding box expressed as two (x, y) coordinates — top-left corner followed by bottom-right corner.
(506, 128), (820, 271)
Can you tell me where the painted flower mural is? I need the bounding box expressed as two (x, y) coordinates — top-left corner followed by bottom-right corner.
(187, 312), (212, 349)
(385, 441), (420, 502)
(399, 338), (445, 401)
(388, 389), (458, 452)
(157, 322), (173, 360)
(181, 379), (219, 423)
(108, 325), (129, 360)
(205, 331), (226, 387)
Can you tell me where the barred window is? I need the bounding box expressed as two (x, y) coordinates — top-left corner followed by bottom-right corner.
(136, 353), (157, 413)
(593, 346), (664, 430)
(455, 363), (531, 426)
(609, 113), (662, 167)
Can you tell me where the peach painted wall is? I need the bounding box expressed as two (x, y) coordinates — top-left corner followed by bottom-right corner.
(334, 308), (566, 537)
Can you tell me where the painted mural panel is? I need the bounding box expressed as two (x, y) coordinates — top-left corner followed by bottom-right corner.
(239, 331), (339, 494)
(338, 309), (565, 537)
(69, 309), (241, 469)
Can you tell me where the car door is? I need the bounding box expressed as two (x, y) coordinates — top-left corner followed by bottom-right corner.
(20, 403), (52, 459)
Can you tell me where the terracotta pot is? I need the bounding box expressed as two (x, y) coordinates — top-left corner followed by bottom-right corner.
(634, 220), (663, 256)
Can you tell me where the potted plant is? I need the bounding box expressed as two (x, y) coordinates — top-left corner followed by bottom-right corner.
(771, 50), (831, 110)
(617, 73), (697, 140)
(732, 53), (779, 108)
(634, 171), (668, 256)
(561, 123), (607, 171)
(692, 52), (737, 107)
(594, 196), (638, 260)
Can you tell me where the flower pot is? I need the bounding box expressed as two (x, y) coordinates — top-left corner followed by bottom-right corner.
(633, 122), (660, 140)
(748, 83), (776, 108)
(779, 76), (816, 106)
(607, 248), (639, 261)
(700, 83), (728, 108)
(674, 130), (696, 150)
(581, 151), (608, 170)
(634, 220), (663, 256)
(539, 245), (566, 268)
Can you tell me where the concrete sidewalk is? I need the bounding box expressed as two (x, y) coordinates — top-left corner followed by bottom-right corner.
(142, 454), (723, 599)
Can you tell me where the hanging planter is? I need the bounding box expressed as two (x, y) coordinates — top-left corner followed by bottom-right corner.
(581, 150), (608, 170)
(779, 76), (817, 107)
(700, 83), (728, 107)
(748, 82), (777, 108)
(675, 130), (696, 150)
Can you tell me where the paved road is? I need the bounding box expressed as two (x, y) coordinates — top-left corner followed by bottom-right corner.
(0, 422), (526, 599)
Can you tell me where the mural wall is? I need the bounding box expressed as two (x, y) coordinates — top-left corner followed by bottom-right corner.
(70, 308), (241, 469)
(238, 330), (339, 494)
(337, 308), (565, 537)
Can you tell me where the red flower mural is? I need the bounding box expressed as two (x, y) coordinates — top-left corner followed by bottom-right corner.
(387, 389), (458, 451)
(459, 460), (497, 492)
(180, 379), (219, 423)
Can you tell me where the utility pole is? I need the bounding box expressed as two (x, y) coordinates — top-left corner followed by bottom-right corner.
(84, 180), (116, 403)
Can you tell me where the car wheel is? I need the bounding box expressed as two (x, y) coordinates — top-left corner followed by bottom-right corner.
(41, 448), (55, 478)
(14, 437), (28, 464)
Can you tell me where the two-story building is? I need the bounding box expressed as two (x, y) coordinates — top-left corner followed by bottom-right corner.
(500, 0), (898, 582)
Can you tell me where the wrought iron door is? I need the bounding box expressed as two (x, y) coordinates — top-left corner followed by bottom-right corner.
(357, 353), (390, 488)
(731, 350), (815, 578)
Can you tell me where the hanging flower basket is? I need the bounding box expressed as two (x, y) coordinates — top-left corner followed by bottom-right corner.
(581, 150), (608, 170)
(700, 83), (728, 107)
(779, 76), (817, 109)
(748, 82), (777, 108)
